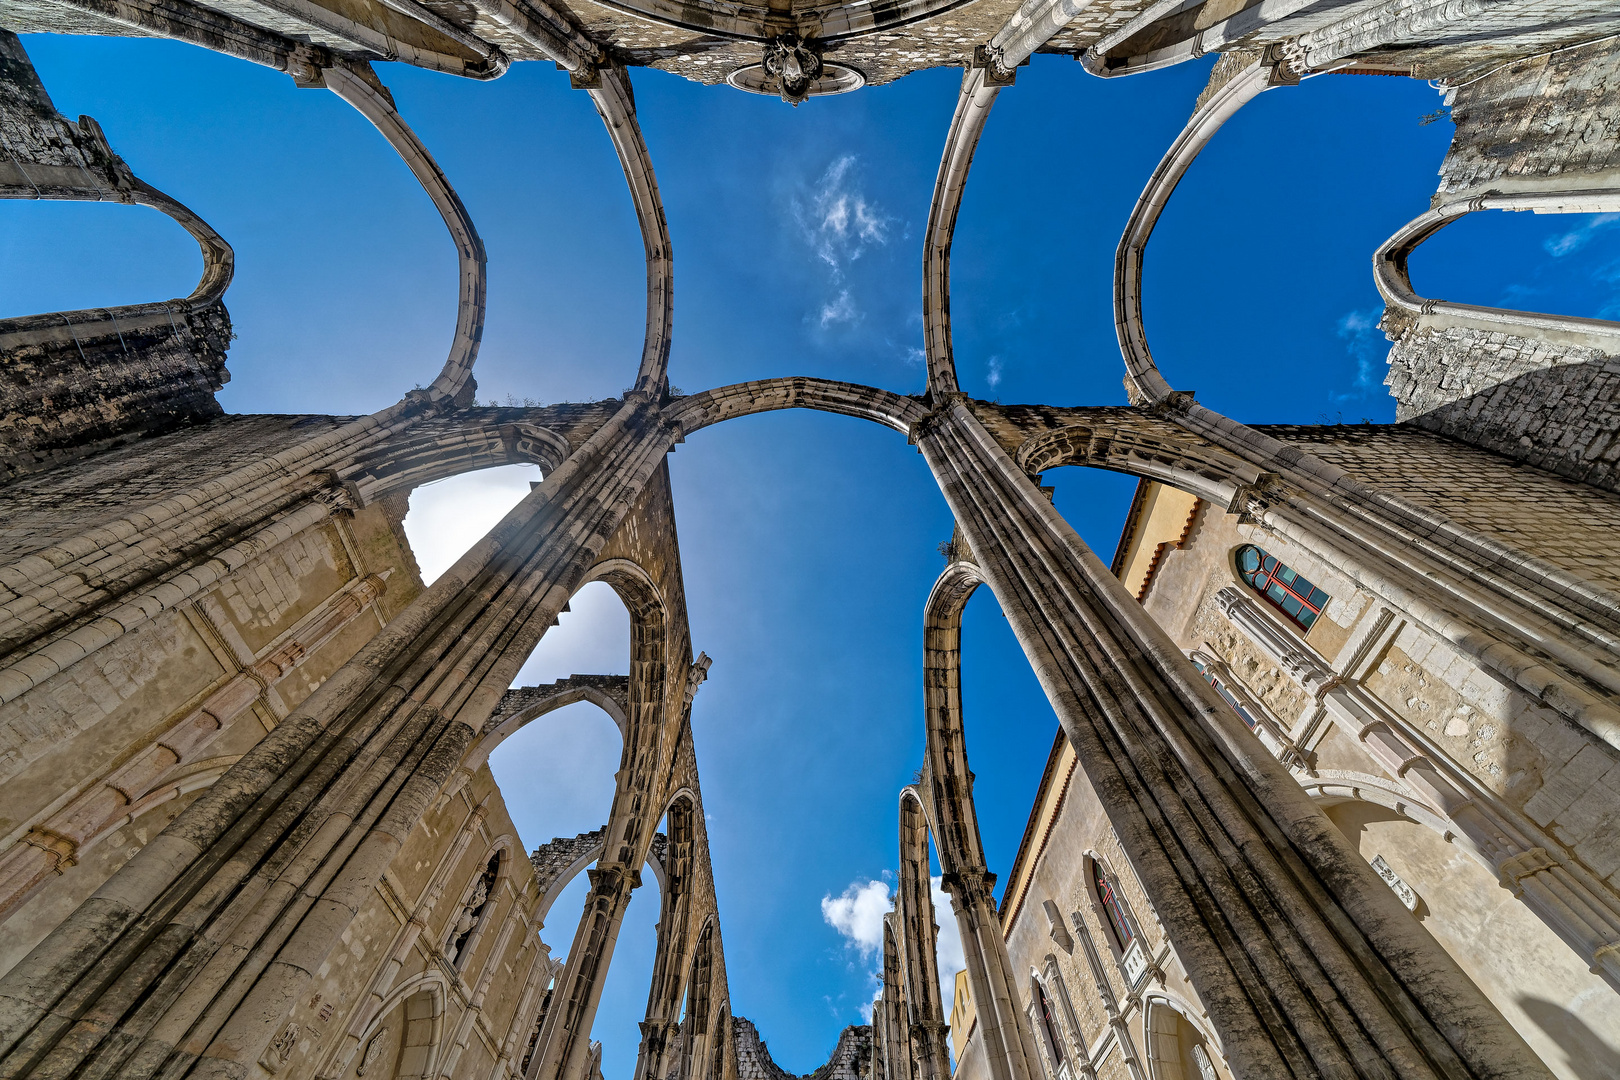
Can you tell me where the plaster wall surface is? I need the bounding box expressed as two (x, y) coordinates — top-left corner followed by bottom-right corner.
(1126, 476), (1620, 1073)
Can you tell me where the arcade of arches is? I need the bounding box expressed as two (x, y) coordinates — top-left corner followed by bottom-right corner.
(2, 0), (1619, 1077)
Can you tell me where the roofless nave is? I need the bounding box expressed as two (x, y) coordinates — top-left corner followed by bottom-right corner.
(1, 0), (1619, 1076)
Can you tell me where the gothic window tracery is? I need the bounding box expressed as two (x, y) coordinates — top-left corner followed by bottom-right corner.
(1032, 978), (1069, 1080)
(446, 851), (502, 968)
(1092, 861), (1134, 953)
(1191, 660), (1258, 730)
(1235, 544), (1329, 631)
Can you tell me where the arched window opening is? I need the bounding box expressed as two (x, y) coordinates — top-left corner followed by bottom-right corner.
(1191, 660), (1258, 730)
(0, 200), (203, 321)
(446, 851), (502, 968)
(1235, 545), (1328, 632)
(1092, 862), (1133, 953)
(402, 465), (545, 586)
(1035, 979), (1067, 1074)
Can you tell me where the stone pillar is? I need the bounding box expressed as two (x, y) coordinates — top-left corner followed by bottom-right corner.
(530, 863), (641, 1080)
(897, 789), (951, 1080)
(0, 394), (681, 1079)
(878, 915), (913, 1080)
(922, 562), (1042, 1080)
(913, 396), (1551, 1079)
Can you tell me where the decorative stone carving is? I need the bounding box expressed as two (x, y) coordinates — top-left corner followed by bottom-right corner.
(357, 1027), (389, 1076)
(261, 1022), (299, 1074)
(1370, 855), (1420, 912)
(761, 34), (822, 104)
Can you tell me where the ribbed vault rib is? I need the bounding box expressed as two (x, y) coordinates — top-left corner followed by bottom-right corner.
(1375, 188), (1620, 350)
(1113, 58), (1281, 405)
(325, 64), (488, 409)
(923, 64), (1001, 396)
(588, 67), (674, 397)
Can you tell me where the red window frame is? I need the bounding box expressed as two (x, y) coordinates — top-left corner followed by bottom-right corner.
(1092, 862), (1134, 950)
(1236, 545), (1330, 631)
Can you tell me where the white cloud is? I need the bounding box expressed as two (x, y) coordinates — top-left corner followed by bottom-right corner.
(821, 876), (967, 1022)
(986, 355), (1005, 389)
(402, 463), (542, 585)
(1544, 213), (1619, 257)
(1331, 308), (1384, 402)
(932, 876), (966, 1016)
(820, 289), (858, 328)
(822, 879), (891, 959)
(794, 154), (893, 329)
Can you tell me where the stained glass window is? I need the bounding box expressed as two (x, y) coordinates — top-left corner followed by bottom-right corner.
(1236, 544), (1329, 631)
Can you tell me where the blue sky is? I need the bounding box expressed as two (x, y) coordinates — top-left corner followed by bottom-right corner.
(6, 33), (1620, 1077)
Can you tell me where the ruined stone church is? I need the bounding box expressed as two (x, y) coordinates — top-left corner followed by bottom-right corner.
(2, 0), (1618, 1074)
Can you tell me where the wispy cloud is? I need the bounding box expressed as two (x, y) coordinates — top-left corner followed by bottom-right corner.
(794, 155), (892, 331)
(820, 289), (858, 328)
(1543, 213), (1620, 257)
(796, 155), (890, 276)
(986, 355), (1005, 389)
(1331, 308), (1384, 402)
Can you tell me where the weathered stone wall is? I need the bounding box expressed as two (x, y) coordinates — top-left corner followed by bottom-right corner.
(1257, 423), (1620, 595)
(1128, 480), (1620, 1078)
(1382, 320), (1620, 491)
(2, 29), (232, 481)
(1437, 36), (1620, 196)
(0, 302), (232, 483)
(0, 413), (351, 560)
(0, 29), (128, 196)
(732, 1018), (870, 1080)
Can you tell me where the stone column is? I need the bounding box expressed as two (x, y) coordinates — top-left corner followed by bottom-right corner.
(878, 915), (913, 1080)
(913, 396), (1550, 1079)
(0, 394), (682, 1080)
(896, 789), (951, 1080)
(922, 562), (1042, 1080)
(529, 863), (641, 1080)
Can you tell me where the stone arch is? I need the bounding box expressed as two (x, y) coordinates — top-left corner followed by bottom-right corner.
(1013, 423), (1245, 509)
(466, 676), (632, 778)
(709, 1004), (731, 1080)
(351, 972), (447, 1080)
(920, 559), (1043, 1080)
(877, 912), (912, 1080)
(1141, 995), (1223, 1080)
(531, 828), (669, 928)
(353, 419), (572, 504)
(637, 793), (700, 1080)
(1376, 192), (1620, 355)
